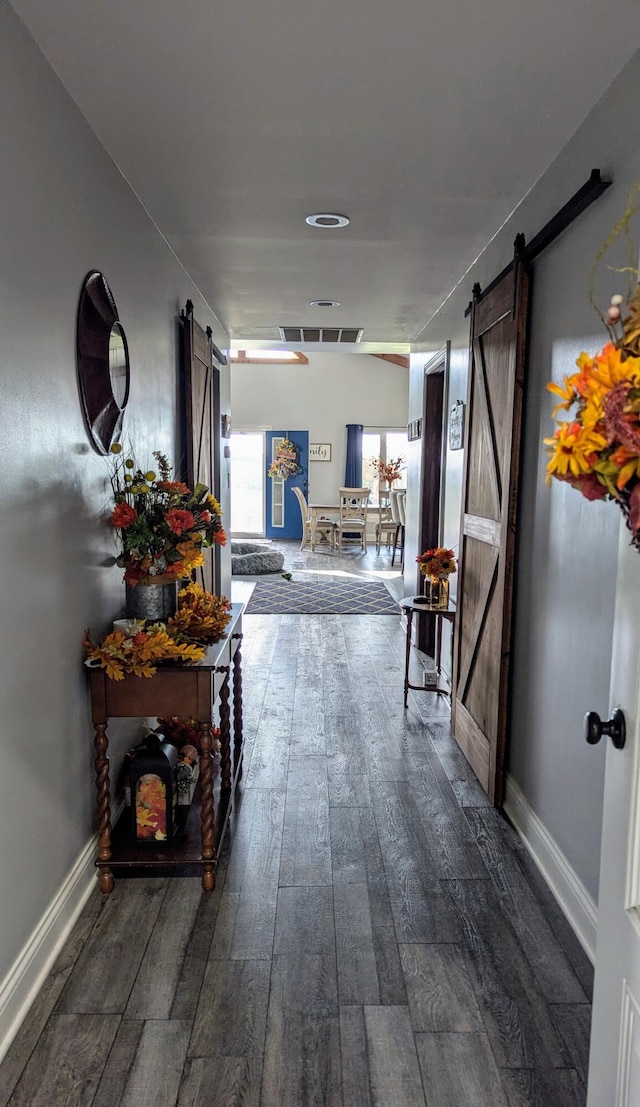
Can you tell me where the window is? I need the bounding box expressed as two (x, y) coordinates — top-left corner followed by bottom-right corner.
(362, 429), (408, 505)
(230, 349), (309, 365)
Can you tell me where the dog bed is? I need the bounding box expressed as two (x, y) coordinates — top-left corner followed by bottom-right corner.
(231, 541), (285, 575)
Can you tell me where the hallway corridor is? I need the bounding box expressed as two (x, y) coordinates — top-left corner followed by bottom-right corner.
(0, 554), (592, 1106)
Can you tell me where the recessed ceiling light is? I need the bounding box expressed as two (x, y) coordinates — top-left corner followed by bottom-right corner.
(309, 299), (340, 308)
(305, 213), (350, 229)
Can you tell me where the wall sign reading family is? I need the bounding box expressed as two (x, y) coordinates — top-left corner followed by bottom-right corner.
(309, 443), (332, 462)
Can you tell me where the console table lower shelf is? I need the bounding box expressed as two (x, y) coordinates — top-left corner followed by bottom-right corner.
(89, 603), (244, 894)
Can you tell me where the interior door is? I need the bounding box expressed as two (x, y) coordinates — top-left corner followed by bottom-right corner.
(452, 259), (530, 804)
(587, 525), (640, 1105)
(180, 300), (221, 595)
(265, 430), (309, 539)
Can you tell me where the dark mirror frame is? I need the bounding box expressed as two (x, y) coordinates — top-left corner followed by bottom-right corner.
(76, 270), (130, 454)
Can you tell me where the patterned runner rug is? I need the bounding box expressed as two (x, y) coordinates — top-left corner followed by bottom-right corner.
(244, 579), (400, 615)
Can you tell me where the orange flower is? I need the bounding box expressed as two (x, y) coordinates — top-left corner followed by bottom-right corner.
(111, 502), (137, 528)
(165, 508), (196, 535)
(213, 528), (227, 546)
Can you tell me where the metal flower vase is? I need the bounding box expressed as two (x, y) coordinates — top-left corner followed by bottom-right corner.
(423, 576), (450, 609)
(125, 576), (179, 622)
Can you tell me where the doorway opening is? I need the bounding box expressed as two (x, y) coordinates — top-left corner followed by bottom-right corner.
(417, 345), (450, 656)
(230, 431), (265, 536)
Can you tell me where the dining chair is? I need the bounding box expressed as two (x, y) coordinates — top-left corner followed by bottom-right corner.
(292, 486), (312, 551)
(392, 490), (406, 567)
(394, 489), (403, 566)
(335, 487), (370, 552)
(375, 489), (398, 554)
(292, 485), (335, 551)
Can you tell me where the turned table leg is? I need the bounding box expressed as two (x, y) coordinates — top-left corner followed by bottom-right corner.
(198, 721), (216, 892)
(93, 723), (114, 893)
(217, 666), (232, 790)
(232, 634), (244, 783)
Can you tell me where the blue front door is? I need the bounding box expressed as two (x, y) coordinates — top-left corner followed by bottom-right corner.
(265, 431), (309, 539)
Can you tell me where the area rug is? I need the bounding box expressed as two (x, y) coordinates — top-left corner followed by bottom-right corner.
(244, 579), (400, 615)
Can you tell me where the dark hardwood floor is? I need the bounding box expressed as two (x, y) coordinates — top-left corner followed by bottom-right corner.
(0, 542), (592, 1106)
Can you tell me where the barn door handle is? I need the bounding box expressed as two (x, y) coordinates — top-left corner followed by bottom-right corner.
(584, 708), (626, 749)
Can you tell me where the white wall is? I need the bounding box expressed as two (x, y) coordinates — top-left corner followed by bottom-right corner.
(0, 1), (230, 1025)
(409, 50), (640, 902)
(230, 351), (409, 503)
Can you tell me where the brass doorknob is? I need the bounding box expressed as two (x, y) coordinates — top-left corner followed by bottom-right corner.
(584, 708), (626, 750)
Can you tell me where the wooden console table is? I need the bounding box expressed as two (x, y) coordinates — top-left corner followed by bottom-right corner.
(400, 596), (456, 708)
(88, 603), (244, 893)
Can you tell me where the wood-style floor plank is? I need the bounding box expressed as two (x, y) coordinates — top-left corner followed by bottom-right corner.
(7, 1013), (120, 1107)
(56, 880), (167, 1015)
(465, 807), (589, 1003)
(364, 1006), (426, 1107)
(178, 1056), (262, 1107)
(125, 879), (203, 1019)
(91, 1020), (145, 1107)
(444, 878), (571, 1069)
(500, 1066), (585, 1107)
(279, 756), (331, 887)
(339, 1006), (372, 1107)
(550, 1002), (592, 1088)
(119, 1020), (191, 1107)
(273, 886), (336, 956)
(0, 910), (97, 1104)
(399, 943), (483, 1032)
(189, 959), (270, 1058)
(416, 1030), (509, 1106)
(334, 883), (380, 1005)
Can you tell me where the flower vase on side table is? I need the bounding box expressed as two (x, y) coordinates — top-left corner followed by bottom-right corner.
(423, 576), (449, 609)
(125, 575), (179, 622)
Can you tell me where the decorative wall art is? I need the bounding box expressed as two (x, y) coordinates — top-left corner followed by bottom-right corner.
(448, 400), (465, 450)
(76, 271), (130, 454)
(309, 443), (332, 461)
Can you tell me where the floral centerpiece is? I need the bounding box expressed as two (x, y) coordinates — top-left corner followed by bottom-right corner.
(545, 184), (640, 547)
(109, 445), (226, 585)
(268, 438), (303, 480)
(416, 547), (456, 608)
(370, 456), (405, 485)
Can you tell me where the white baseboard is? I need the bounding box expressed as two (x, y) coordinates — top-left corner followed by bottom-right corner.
(504, 774), (598, 964)
(0, 832), (99, 1064)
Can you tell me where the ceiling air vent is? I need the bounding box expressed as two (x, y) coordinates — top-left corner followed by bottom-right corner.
(279, 327), (363, 344)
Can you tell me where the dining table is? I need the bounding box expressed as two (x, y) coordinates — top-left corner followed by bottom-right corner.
(307, 501), (391, 552)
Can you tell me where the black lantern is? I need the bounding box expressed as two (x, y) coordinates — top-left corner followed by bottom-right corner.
(128, 734), (178, 845)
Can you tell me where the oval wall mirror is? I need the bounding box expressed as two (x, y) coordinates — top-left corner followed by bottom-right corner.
(76, 271), (130, 454)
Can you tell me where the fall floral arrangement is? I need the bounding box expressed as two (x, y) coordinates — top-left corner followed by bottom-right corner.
(416, 547), (457, 583)
(168, 582), (233, 643)
(370, 456), (405, 485)
(84, 623), (205, 680)
(109, 445), (226, 585)
(84, 583), (233, 680)
(545, 183), (640, 546)
(268, 439), (303, 480)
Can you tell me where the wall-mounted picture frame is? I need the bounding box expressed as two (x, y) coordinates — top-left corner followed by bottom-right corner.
(407, 418), (422, 441)
(309, 443), (331, 461)
(449, 400), (465, 450)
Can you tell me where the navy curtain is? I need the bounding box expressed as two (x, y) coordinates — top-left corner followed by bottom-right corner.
(345, 424), (363, 486)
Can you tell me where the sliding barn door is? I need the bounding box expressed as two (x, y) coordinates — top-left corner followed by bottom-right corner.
(180, 300), (221, 596)
(452, 261), (530, 805)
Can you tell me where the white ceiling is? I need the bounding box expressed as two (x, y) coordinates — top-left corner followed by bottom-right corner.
(9, 0), (640, 350)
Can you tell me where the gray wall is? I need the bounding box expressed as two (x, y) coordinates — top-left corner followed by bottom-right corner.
(409, 50), (640, 901)
(0, 3), (230, 988)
